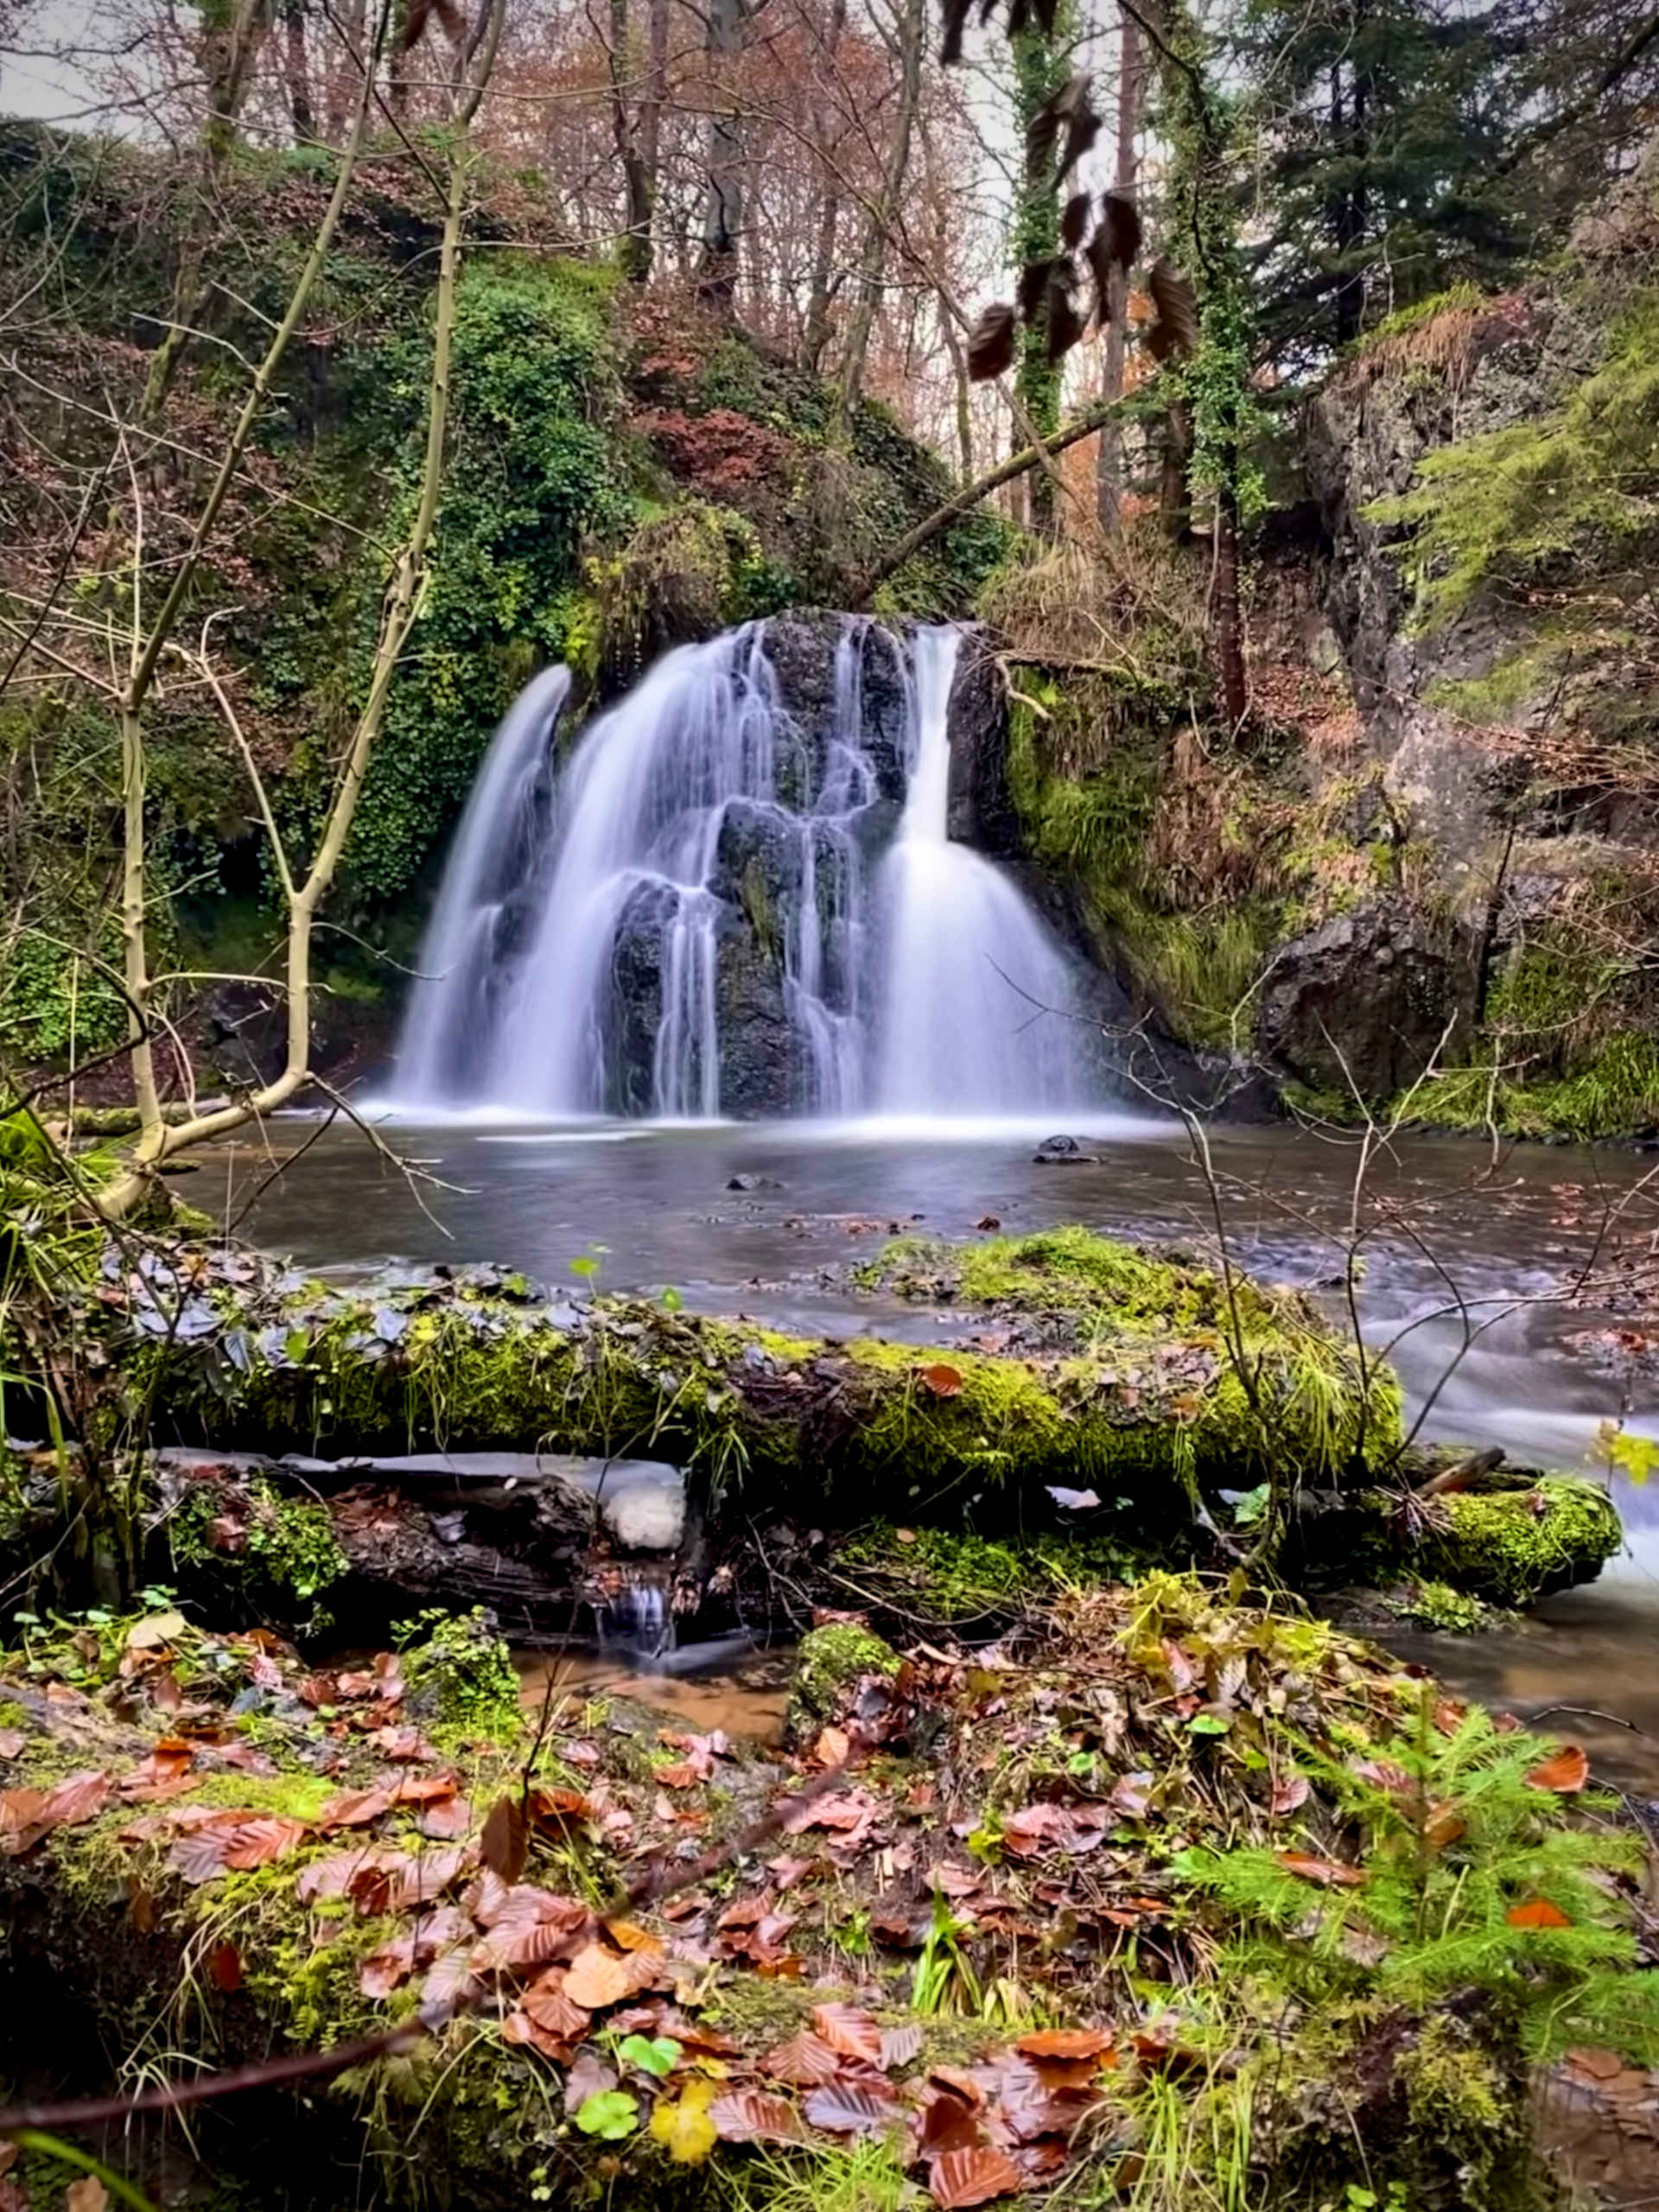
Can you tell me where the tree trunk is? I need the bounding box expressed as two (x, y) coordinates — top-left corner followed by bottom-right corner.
(324, 0), (369, 141)
(831, 0), (925, 435)
(1159, 397), (1192, 540)
(941, 299), (974, 480)
(609, 0), (654, 281)
(1096, 9), (1141, 532)
(1010, 12), (1071, 533)
(698, 0), (748, 307)
(283, 0), (315, 142)
(140, 0), (264, 422)
(639, 0), (670, 258)
(1213, 478), (1247, 726)
(798, 0), (849, 375)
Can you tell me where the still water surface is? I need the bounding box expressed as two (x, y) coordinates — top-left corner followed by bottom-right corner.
(224, 1111), (1659, 1786)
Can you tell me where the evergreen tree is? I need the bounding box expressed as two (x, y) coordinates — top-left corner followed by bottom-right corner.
(1239, 0), (1516, 366)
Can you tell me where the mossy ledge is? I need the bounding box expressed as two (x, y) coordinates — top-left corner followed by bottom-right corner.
(82, 1230), (1402, 1530)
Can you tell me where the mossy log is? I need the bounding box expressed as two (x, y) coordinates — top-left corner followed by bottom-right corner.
(99, 1232), (1400, 1531)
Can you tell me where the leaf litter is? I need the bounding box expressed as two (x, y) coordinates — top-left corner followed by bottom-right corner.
(0, 1573), (1644, 2202)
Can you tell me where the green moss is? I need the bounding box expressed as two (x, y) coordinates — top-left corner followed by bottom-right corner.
(397, 1606), (521, 1737)
(838, 1521), (1142, 1622)
(1388, 1578), (1495, 1633)
(787, 1623), (899, 1738)
(1356, 281), (1488, 351)
(1433, 1478), (1622, 1607)
(1372, 294), (1659, 635)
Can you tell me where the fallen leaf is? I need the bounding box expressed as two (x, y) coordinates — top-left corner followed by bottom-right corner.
(1526, 1745), (1590, 1795)
(1275, 1851), (1364, 1889)
(881, 2023), (925, 2071)
(649, 2079), (718, 2164)
(918, 1363), (963, 1397)
(64, 2179), (109, 2212)
(1424, 1802), (1465, 1851)
(1014, 2027), (1115, 2063)
(1507, 1897), (1571, 1929)
(1351, 1758), (1414, 1797)
(564, 1942), (634, 2011)
(481, 1794), (529, 1885)
(802, 2078), (899, 2133)
(760, 2031), (841, 2086)
(811, 2001), (884, 2067)
(208, 1941), (243, 1993)
(929, 2145), (1024, 2207)
(523, 1970), (594, 2041)
(0, 1731), (25, 1759)
(1268, 1773), (1309, 1815)
(710, 2088), (807, 2144)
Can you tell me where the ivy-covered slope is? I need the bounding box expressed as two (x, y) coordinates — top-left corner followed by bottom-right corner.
(0, 125), (1007, 1077)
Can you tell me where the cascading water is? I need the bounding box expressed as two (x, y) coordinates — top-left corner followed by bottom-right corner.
(391, 618), (1094, 1118)
(394, 665), (572, 1109)
(876, 628), (1084, 1115)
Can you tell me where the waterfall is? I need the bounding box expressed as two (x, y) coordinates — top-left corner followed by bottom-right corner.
(874, 628), (1084, 1114)
(390, 618), (1093, 1119)
(395, 665), (572, 1109)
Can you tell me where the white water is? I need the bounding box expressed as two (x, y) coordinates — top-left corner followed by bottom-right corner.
(876, 628), (1084, 1115)
(391, 619), (1094, 1119)
(395, 666), (572, 1109)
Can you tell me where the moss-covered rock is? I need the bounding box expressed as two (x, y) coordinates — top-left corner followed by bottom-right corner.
(1433, 1476), (1623, 1606)
(785, 1622), (900, 1740)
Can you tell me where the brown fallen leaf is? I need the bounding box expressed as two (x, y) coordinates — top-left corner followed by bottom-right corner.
(0, 1730), (26, 1759)
(1275, 1851), (1365, 1889)
(811, 2001), (884, 2067)
(208, 1940), (243, 1993)
(760, 2030), (842, 2086)
(709, 2089), (807, 2145)
(64, 2178), (109, 2212)
(1268, 1772), (1309, 1815)
(481, 1794), (529, 1885)
(929, 2145), (1024, 2207)
(803, 2078), (899, 2134)
(522, 1967), (593, 2041)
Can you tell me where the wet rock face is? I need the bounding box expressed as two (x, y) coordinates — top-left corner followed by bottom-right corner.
(945, 634), (1020, 856)
(1257, 897), (1463, 1097)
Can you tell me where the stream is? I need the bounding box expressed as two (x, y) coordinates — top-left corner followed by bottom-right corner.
(221, 1110), (1659, 1789)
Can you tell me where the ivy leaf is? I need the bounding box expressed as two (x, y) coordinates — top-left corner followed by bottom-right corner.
(575, 2088), (639, 2139)
(618, 2034), (682, 2079)
(649, 2078), (718, 2164)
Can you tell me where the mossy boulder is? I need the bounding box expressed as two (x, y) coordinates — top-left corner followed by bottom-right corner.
(1432, 1476), (1623, 1606)
(785, 1621), (900, 1741)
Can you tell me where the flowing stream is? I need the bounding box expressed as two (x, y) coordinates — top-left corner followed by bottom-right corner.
(237, 1116), (1659, 1789)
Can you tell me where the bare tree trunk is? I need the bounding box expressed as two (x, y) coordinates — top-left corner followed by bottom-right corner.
(698, 0), (748, 306)
(140, 0), (265, 422)
(832, 0), (925, 435)
(798, 0), (849, 373)
(1096, 9), (1140, 532)
(639, 0), (669, 246)
(325, 0), (368, 141)
(1213, 479), (1247, 726)
(283, 0), (315, 140)
(609, 0), (654, 280)
(941, 301), (973, 480)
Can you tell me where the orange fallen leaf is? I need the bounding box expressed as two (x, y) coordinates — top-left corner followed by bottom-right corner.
(1014, 2026), (1116, 2063)
(481, 1794), (528, 1885)
(1525, 1745), (1589, 1795)
(917, 1363), (963, 1398)
(1507, 1897), (1571, 1929)
(564, 1941), (634, 2010)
